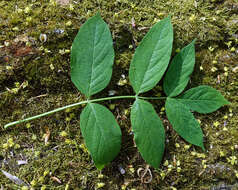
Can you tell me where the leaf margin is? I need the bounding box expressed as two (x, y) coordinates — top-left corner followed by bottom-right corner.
(70, 13), (115, 98)
(129, 16), (173, 95)
(176, 85), (230, 114)
(163, 39), (196, 97)
(130, 98), (165, 168)
(165, 97), (205, 150)
(80, 102), (122, 169)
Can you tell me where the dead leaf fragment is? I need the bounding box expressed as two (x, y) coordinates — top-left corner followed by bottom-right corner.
(56, 0), (70, 5)
(51, 176), (62, 184)
(44, 128), (51, 145)
(232, 66), (238, 73)
(14, 46), (33, 57)
(17, 160), (28, 165)
(1, 170), (28, 186)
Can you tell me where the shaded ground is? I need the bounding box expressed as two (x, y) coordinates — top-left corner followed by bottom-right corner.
(0, 0), (238, 189)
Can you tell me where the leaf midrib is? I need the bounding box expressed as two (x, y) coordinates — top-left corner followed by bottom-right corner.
(88, 22), (98, 97)
(90, 104), (106, 161)
(167, 46), (192, 95)
(135, 101), (159, 157)
(138, 25), (165, 94)
(177, 98), (222, 103)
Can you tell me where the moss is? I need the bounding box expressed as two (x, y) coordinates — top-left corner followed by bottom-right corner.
(1, 0), (238, 189)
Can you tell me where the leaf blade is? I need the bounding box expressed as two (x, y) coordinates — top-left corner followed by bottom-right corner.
(129, 16), (173, 94)
(163, 40), (196, 97)
(71, 14), (114, 97)
(80, 103), (121, 169)
(165, 98), (204, 149)
(177, 85), (230, 113)
(131, 99), (165, 168)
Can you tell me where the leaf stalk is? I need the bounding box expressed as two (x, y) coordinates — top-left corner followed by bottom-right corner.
(5, 95), (166, 129)
(4, 95), (166, 129)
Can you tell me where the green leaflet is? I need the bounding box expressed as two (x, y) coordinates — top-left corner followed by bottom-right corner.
(165, 98), (204, 150)
(129, 16), (173, 95)
(80, 103), (121, 169)
(163, 40), (196, 97)
(177, 85), (230, 113)
(70, 13), (114, 98)
(131, 99), (165, 168)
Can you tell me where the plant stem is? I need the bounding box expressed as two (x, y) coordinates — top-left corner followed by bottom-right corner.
(89, 95), (136, 102)
(4, 95), (167, 129)
(4, 95), (136, 129)
(4, 100), (88, 129)
(139, 96), (167, 100)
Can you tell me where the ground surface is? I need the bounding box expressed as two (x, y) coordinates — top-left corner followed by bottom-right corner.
(0, 0), (238, 189)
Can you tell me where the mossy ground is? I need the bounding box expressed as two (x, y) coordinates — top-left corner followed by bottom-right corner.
(0, 0), (238, 189)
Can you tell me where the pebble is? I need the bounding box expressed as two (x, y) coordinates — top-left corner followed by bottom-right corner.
(232, 66), (238, 73)
(118, 165), (125, 175)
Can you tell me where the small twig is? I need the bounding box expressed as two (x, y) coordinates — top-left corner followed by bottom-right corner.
(137, 165), (152, 183)
(27, 94), (48, 104)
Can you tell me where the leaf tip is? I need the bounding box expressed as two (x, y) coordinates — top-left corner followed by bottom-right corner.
(192, 38), (197, 44)
(93, 12), (103, 21)
(151, 162), (161, 169)
(91, 12), (102, 21)
(200, 143), (205, 151)
(96, 163), (105, 170)
(225, 99), (231, 105)
(164, 15), (172, 25)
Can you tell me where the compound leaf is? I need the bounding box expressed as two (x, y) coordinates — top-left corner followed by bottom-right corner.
(165, 98), (204, 150)
(177, 85), (230, 113)
(80, 103), (121, 169)
(163, 40), (196, 97)
(131, 99), (165, 168)
(71, 13), (114, 98)
(129, 16), (173, 95)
